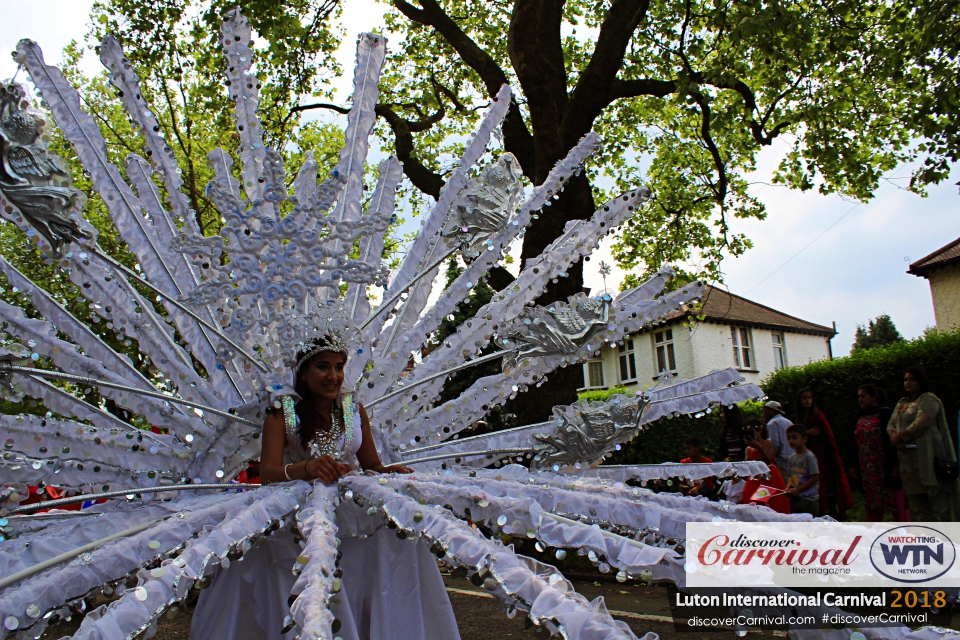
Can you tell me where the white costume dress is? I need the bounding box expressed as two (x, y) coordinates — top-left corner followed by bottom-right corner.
(191, 394), (460, 640)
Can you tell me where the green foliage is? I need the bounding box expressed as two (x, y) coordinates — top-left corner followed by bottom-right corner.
(608, 400), (764, 465)
(852, 314), (905, 352)
(374, 0), (949, 285)
(577, 386), (628, 402)
(763, 328), (960, 467)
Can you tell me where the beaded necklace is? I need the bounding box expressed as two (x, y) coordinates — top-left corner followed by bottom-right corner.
(281, 394), (355, 461)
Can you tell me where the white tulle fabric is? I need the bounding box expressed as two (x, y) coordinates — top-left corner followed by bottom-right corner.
(344, 475), (640, 640)
(0, 484), (308, 640)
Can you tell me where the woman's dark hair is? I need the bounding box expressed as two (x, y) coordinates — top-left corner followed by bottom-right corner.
(858, 383), (887, 405)
(721, 404), (744, 429)
(903, 365), (930, 396)
(744, 418), (768, 439)
(794, 387), (816, 426)
(293, 342), (348, 449)
(719, 404), (746, 461)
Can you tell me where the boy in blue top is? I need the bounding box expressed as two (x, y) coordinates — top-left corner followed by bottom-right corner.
(786, 424), (820, 517)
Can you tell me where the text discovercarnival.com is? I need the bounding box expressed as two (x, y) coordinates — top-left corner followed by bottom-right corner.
(671, 522), (960, 633)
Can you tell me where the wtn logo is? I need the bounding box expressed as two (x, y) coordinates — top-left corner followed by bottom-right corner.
(880, 543), (944, 567)
(870, 526), (957, 583)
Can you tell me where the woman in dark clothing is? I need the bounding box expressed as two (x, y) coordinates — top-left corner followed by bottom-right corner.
(718, 404), (746, 462)
(795, 388), (854, 519)
(852, 384), (908, 521)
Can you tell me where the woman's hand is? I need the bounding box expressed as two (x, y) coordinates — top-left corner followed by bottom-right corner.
(375, 464), (414, 474)
(305, 455), (348, 485)
(889, 432), (900, 446)
(807, 426), (821, 436)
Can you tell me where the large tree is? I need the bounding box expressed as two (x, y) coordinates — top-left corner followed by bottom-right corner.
(303, 0), (951, 424)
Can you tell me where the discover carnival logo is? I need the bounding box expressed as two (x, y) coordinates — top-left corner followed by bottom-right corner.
(686, 522), (960, 588)
(869, 526), (956, 583)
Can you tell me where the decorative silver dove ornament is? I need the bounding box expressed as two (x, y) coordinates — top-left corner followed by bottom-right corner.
(531, 394), (642, 470)
(496, 292), (612, 370)
(442, 152), (522, 260)
(0, 82), (90, 257)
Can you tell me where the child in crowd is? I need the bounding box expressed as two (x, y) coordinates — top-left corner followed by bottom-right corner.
(786, 424), (820, 516)
(680, 436), (714, 497)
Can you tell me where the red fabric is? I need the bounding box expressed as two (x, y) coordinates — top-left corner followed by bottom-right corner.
(680, 456), (715, 489)
(20, 486), (83, 512)
(236, 461), (260, 485)
(805, 408), (854, 516)
(742, 448), (790, 513)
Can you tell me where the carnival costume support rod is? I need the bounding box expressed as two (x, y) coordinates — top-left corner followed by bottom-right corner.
(88, 247), (269, 374)
(0, 517), (165, 589)
(9, 366), (260, 426)
(365, 349), (508, 408)
(7, 483), (263, 515)
(402, 447), (534, 466)
(358, 245), (459, 331)
(398, 387), (742, 458)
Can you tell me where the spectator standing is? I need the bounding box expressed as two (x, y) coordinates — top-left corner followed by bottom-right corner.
(741, 419), (790, 513)
(795, 388), (853, 519)
(786, 424), (820, 516)
(852, 384), (907, 521)
(887, 366), (960, 521)
(763, 401), (793, 480)
(679, 436), (715, 498)
(717, 404), (745, 462)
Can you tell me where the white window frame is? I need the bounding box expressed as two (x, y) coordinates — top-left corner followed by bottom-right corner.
(652, 328), (677, 376)
(731, 325), (755, 370)
(583, 359), (606, 389)
(772, 331), (787, 370)
(618, 339), (638, 383)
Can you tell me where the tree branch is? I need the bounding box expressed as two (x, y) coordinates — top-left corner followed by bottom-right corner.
(375, 103), (446, 198)
(392, 0), (535, 177)
(290, 101), (350, 115)
(561, 0), (653, 146)
(508, 0), (569, 181)
(689, 90), (728, 206)
(607, 78), (677, 100)
(486, 265), (515, 291)
(393, 0), (509, 98)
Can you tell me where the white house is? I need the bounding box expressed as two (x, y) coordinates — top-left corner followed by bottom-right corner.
(581, 286), (836, 391)
(908, 236), (960, 331)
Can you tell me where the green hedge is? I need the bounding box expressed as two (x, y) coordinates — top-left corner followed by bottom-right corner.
(605, 399), (764, 464)
(602, 328), (960, 466)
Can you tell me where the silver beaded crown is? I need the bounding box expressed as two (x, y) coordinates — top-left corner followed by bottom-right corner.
(293, 302), (362, 371)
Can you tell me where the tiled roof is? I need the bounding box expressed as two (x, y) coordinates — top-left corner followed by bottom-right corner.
(908, 236), (960, 278)
(665, 286), (836, 337)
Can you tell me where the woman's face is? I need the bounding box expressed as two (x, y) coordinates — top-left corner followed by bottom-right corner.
(301, 351), (346, 401)
(858, 389), (877, 409)
(903, 373), (919, 396)
(800, 391), (814, 408)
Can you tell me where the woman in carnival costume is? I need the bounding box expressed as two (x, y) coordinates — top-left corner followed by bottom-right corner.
(192, 335), (458, 640)
(0, 10), (801, 640)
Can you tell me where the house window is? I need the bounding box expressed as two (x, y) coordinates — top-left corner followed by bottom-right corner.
(653, 329), (676, 375)
(585, 360), (605, 388)
(731, 326), (753, 369)
(618, 339), (638, 382)
(772, 332), (787, 370)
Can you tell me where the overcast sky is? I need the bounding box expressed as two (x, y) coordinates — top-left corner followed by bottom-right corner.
(3, 1), (957, 358)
